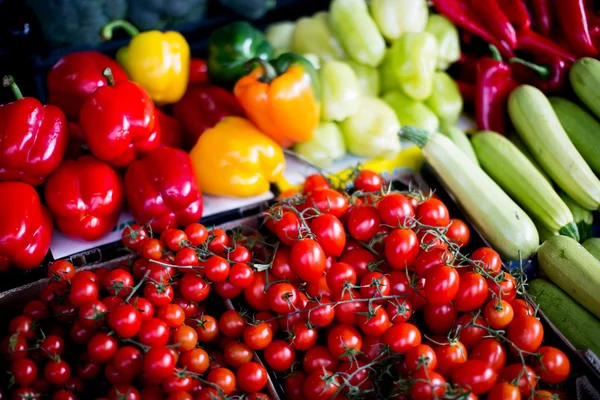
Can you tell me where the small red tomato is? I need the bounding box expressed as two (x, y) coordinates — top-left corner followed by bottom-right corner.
(160, 229), (188, 252)
(376, 193), (414, 226)
(446, 218), (470, 247)
(48, 260), (76, 282)
(535, 346), (570, 384)
(303, 174), (330, 194)
(267, 282), (299, 314)
(354, 170), (383, 192)
(383, 323), (421, 354)
(424, 265), (460, 306)
(289, 238), (326, 283)
(484, 299), (514, 329)
(385, 229), (419, 270)
(44, 358), (71, 385)
(471, 247), (502, 275)
(141, 238), (164, 261)
(506, 315), (544, 353)
(310, 214), (346, 257)
(122, 224), (149, 252)
(416, 198), (450, 227)
(236, 361), (267, 393)
(228, 263), (254, 288)
(452, 360), (498, 395)
(143, 347), (176, 381)
(204, 255), (231, 282)
(185, 223), (208, 246)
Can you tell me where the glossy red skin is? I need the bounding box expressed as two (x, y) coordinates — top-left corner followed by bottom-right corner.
(79, 80), (160, 168)
(172, 84), (245, 148)
(0, 97), (68, 186)
(47, 51), (128, 120)
(156, 109), (184, 149)
(125, 147), (203, 232)
(188, 59), (209, 86)
(0, 182), (53, 270)
(44, 156), (124, 241)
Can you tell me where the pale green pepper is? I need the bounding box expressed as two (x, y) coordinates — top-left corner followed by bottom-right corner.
(320, 60), (361, 121)
(347, 60), (380, 97)
(340, 97), (401, 159)
(370, 0), (428, 41)
(330, 0), (386, 67)
(383, 90), (439, 133)
(292, 12), (347, 61)
(379, 49), (402, 94)
(425, 72), (463, 125)
(294, 121), (346, 168)
(302, 53), (321, 70)
(440, 123), (479, 166)
(389, 32), (438, 101)
(265, 21), (296, 56)
(426, 14), (461, 71)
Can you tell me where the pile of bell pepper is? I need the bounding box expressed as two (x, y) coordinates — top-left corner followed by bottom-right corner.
(434, 0), (600, 134)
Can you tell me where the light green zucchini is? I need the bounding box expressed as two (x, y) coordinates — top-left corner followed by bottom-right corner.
(559, 192), (594, 242)
(583, 238), (600, 261)
(507, 132), (551, 183)
(570, 57), (600, 119)
(439, 124), (478, 166)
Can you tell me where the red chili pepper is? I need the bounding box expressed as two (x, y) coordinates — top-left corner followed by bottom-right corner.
(44, 156), (125, 241)
(590, 25), (600, 50)
(552, 0), (598, 57)
(0, 76), (69, 186)
(515, 27), (578, 63)
(0, 182), (53, 271)
(47, 51), (128, 120)
(498, 0), (532, 29)
(468, 0), (518, 48)
(509, 55), (567, 93)
(527, 0), (552, 35)
(79, 68), (161, 168)
(189, 58), (209, 86)
(475, 46), (518, 135)
(457, 81), (475, 104)
(172, 84), (245, 149)
(431, 0), (515, 58)
(124, 147), (203, 233)
(156, 109), (184, 150)
(585, 7), (600, 26)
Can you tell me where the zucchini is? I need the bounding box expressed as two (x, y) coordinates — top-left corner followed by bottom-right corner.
(538, 235), (600, 318)
(471, 132), (578, 239)
(403, 126), (539, 261)
(559, 192), (594, 242)
(550, 97), (600, 176)
(570, 57), (600, 119)
(507, 132), (551, 183)
(439, 124), (479, 166)
(508, 85), (600, 211)
(528, 279), (600, 355)
(583, 238), (600, 261)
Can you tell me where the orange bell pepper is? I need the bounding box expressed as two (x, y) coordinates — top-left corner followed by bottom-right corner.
(233, 53), (321, 148)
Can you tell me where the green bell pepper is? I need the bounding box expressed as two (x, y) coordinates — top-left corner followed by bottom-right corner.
(389, 32), (438, 101)
(426, 14), (461, 71)
(347, 61), (380, 97)
(370, 0), (429, 41)
(383, 91), (439, 133)
(265, 21), (296, 56)
(292, 12), (347, 62)
(440, 123), (479, 166)
(208, 21), (274, 86)
(320, 60), (361, 121)
(340, 97), (401, 159)
(425, 72), (463, 125)
(330, 0), (386, 67)
(294, 122), (346, 168)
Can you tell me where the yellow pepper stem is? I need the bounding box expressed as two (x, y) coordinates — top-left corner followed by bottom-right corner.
(102, 19), (140, 41)
(244, 58), (278, 83)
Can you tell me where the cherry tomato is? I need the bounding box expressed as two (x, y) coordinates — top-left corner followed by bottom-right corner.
(534, 346), (570, 384)
(423, 302), (457, 335)
(511, 299), (535, 317)
(140, 239), (164, 261)
(107, 304), (142, 338)
(310, 214), (346, 257)
(70, 320), (94, 344)
(333, 290), (366, 325)
(383, 323), (422, 355)
(23, 300), (49, 321)
(470, 338), (507, 372)
(44, 358), (71, 385)
(219, 310), (246, 338)
(305, 188), (348, 218)
(499, 364), (538, 395)
(284, 371), (305, 400)
(376, 193), (414, 226)
(264, 340), (295, 372)
(236, 362), (267, 392)
(130, 296), (154, 320)
(347, 205), (381, 242)
(290, 238), (326, 283)
(179, 348), (209, 374)
(507, 315), (544, 353)
(207, 367), (236, 395)
(243, 323), (273, 350)
(307, 297), (335, 328)
(244, 272), (272, 312)
(327, 324), (363, 359)
(302, 345), (338, 374)
(122, 224), (149, 252)
(339, 248), (376, 281)
(204, 255), (230, 282)
(385, 229), (419, 270)
(434, 340), (468, 378)
(267, 282), (299, 314)
(143, 283), (174, 306)
(484, 299), (514, 329)
(302, 369), (339, 400)
(113, 346), (143, 376)
(69, 278), (99, 307)
(105, 269), (134, 297)
(271, 247), (299, 283)
(410, 369), (447, 400)
(360, 271), (390, 300)
(404, 344), (437, 373)
(40, 334), (65, 358)
(425, 265), (460, 305)
(174, 247), (200, 267)
(446, 219), (470, 247)
(229, 263), (254, 288)
(162, 372), (194, 394)
(87, 332), (117, 363)
(194, 315), (220, 343)
(213, 280), (242, 299)
(48, 260), (76, 282)
(274, 211), (301, 247)
(416, 198), (450, 227)
(357, 305), (390, 337)
(184, 223), (208, 246)
(413, 247), (453, 277)
(223, 341), (253, 368)
(454, 313), (488, 350)
(303, 174), (330, 194)
(488, 272), (517, 302)
(452, 359), (498, 395)
(453, 271), (489, 312)
(160, 229), (188, 252)
(10, 358), (38, 386)
(8, 316), (35, 340)
(387, 299), (413, 324)
(53, 390), (78, 400)
(173, 325), (198, 351)
(354, 170), (383, 192)
(156, 303), (185, 328)
(179, 273), (210, 302)
(143, 347), (176, 381)
(487, 382), (521, 400)
(326, 262), (356, 297)
(228, 245), (251, 263)
(471, 247), (502, 276)
(290, 323), (318, 351)
(207, 228), (230, 254)
(138, 318), (169, 347)
(256, 311), (279, 335)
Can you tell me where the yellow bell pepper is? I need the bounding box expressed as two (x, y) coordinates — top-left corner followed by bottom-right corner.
(189, 117), (286, 197)
(102, 20), (190, 105)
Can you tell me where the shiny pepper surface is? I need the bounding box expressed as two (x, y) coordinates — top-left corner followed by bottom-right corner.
(125, 147), (203, 233)
(0, 76), (68, 186)
(44, 156), (125, 241)
(0, 182), (53, 271)
(190, 117), (285, 198)
(79, 69), (160, 168)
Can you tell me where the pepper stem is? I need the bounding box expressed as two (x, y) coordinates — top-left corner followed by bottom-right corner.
(101, 19), (140, 41)
(489, 45), (503, 62)
(102, 68), (116, 86)
(2, 75), (23, 100)
(244, 58), (278, 84)
(509, 57), (551, 79)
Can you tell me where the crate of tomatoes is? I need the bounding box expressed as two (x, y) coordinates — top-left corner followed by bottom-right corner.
(1, 169), (599, 399)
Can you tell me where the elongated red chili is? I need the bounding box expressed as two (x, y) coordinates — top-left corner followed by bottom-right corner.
(552, 0), (598, 57)
(515, 27), (577, 63)
(498, 0), (531, 29)
(468, 0), (518, 48)
(431, 0), (515, 58)
(509, 55), (567, 93)
(475, 46), (518, 135)
(527, 0), (552, 35)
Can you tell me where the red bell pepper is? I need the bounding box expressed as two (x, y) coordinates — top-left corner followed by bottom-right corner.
(527, 0), (552, 35)
(498, 0), (531, 29)
(188, 58), (209, 86)
(509, 55), (568, 93)
(0, 182), (53, 271)
(156, 109), (184, 149)
(44, 156), (125, 242)
(124, 147), (203, 233)
(65, 121), (86, 160)
(172, 84), (245, 149)
(47, 51), (128, 120)
(468, 0), (518, 48)
(79, 68), (161, 168)
(475, 46), (518, 135)
(552, 0), (598, 57)
(0, 76), (69, 186)
(515, 27), (578, 63)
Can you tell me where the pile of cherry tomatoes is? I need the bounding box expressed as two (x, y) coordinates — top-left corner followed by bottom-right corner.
(0, 170), (573, 400)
